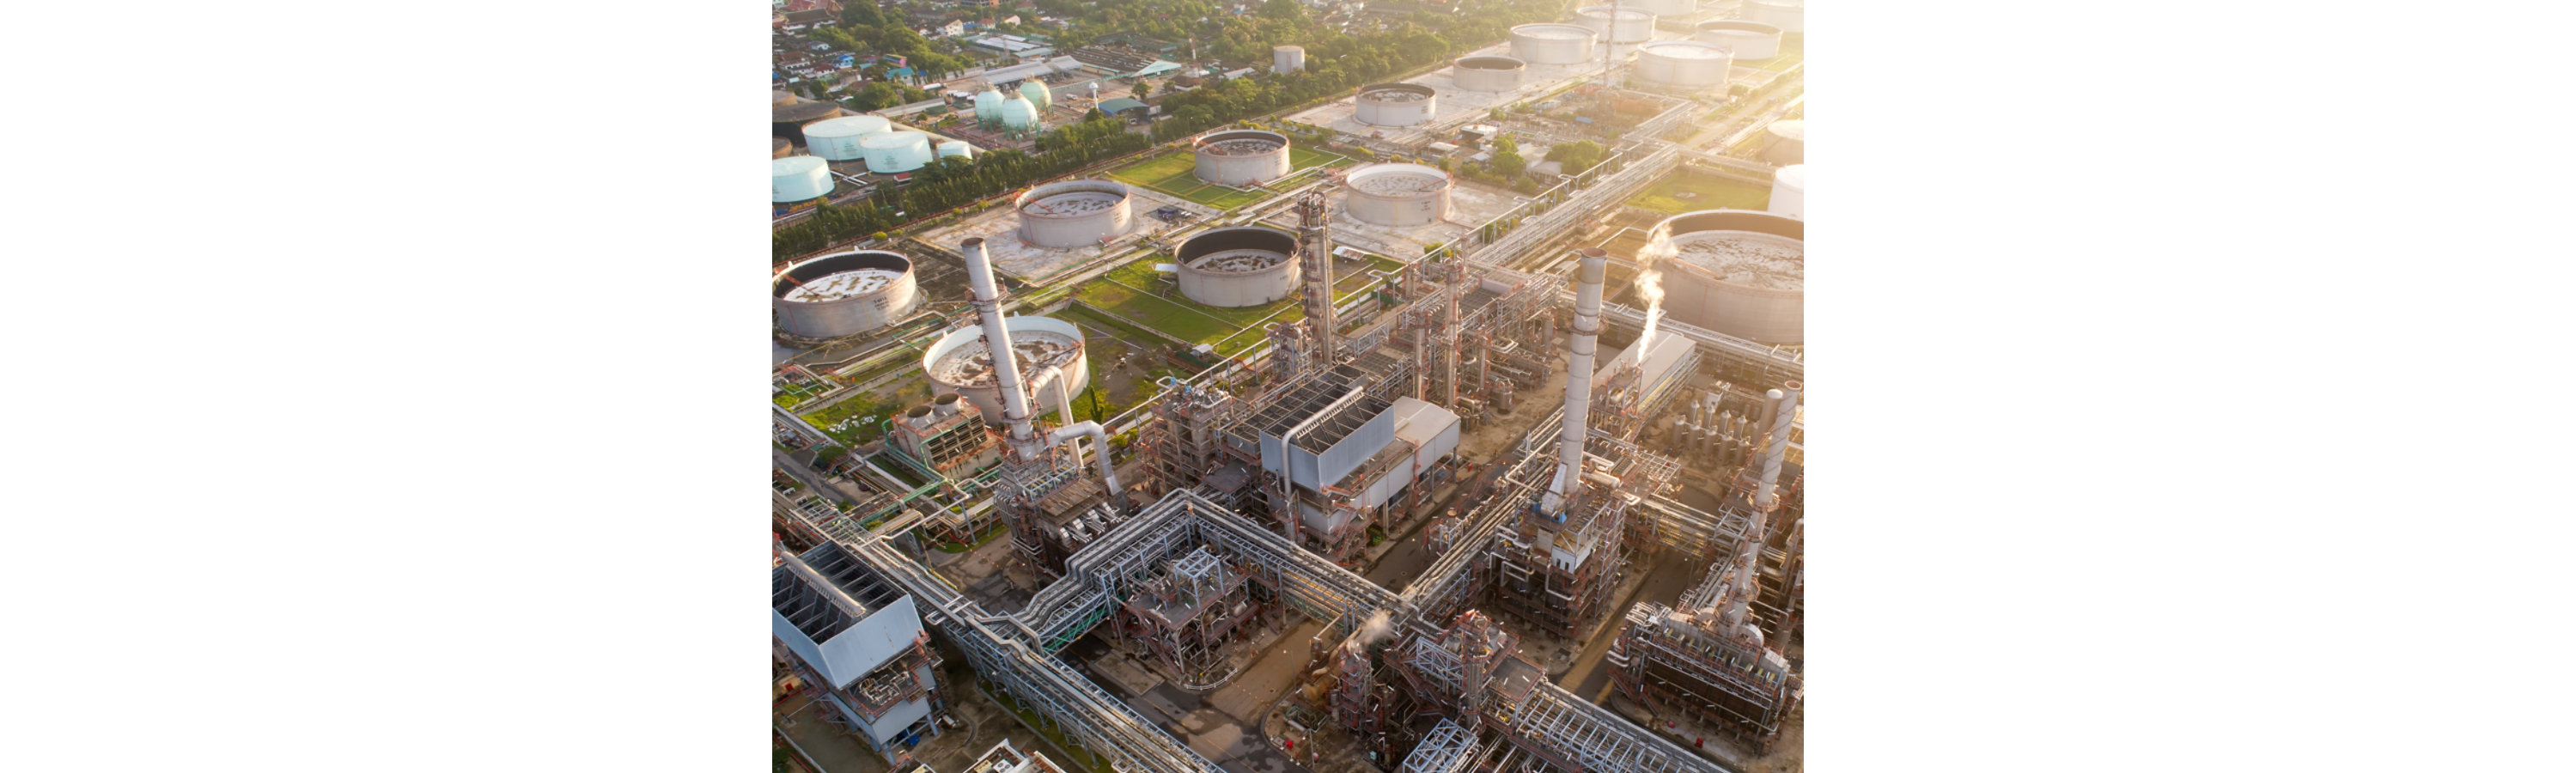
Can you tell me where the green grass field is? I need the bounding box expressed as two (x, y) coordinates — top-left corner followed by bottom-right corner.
(1106, 144), (1358, 211)
(1629, 172), (1773, 215)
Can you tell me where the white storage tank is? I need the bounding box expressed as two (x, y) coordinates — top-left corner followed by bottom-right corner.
(1355, 82), (1438, 127)
(1635, 40), (1733, 90)
(1510, 23), (1599, 64)
(1273, 45), (1306, 74)
(1696, 20), (1784, 59)
(1176, 227), (1300, 307)
(1769, 165), (1804, 221)
(1343, 162), (1452, 227)
(860, 131), (935, 173)
(1744, 0), (1804, 33)
(1018, 80), (1052, 113)
(1016, 180), (1136, 247)
(1574, 6), (1655, 44)
(998, 94), (1040, 134)
(1452, 56), (1528, 93)
(801, 115), (892, 161)
(1649, 209), (1803, 344)
(771, 155), (832, 204)
(1627, 0), (1696, 18)
(935, 140), (976, 161)
(922, 315), (1090, 425)
(1192, 129), (1292, 186)
(1763, 119), (1804, 165)
(972, 87), (1005, 128)
(773, 250), (924, 339)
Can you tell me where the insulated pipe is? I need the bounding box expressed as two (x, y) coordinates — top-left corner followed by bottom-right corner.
(1048, 421), (1127, 508)
(1545, 248), (1611, 515)
(961, 237), (1039, 453)
(1755, 380), (1802, 511)
(1035, 365), (1082, 466)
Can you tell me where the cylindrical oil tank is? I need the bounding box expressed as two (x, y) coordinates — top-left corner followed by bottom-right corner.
(772, 250), (924, 339)
(1452, 56), (1528, 92)
(922, 315), (1090, 425)
(773, 100), (844, 142)
(773, 90), (799, 107)
(1763, 119), (1805, 165)
(935, 140), (976, 161)
(1343, 162), (1452, 227)
(801, 114), (892, 161)
(860, 131), (935, 173)
(1574, 7), (1655, 45)
(1274, 45), (1306, 74)
(771, 155), (832, 204)
(998, 94), (1040, 133)
(772, 137), (794, 159)
(1510, 24), (1599, 64)
(1019, 79), (1052, 113)
(973, 87), (1004, 127)
(1744, 0), (1804, 33)
(1354, 83), (1438, 127)
(1192, 129), (1292, 186)
(1651, 209), (1803, 344)
(1175, 227), (1300, 307)
(1697, 20), (1784, 59)
(1769, 165), (1804, 220)
(1635, 40), (1733, 89)
(1016, 180), (1136, 247)
(1628, 0), (1696, 18)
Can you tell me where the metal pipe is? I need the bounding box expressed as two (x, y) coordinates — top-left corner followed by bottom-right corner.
(1048, 421), (1127, 508)
(1035, 365), (1083, 467)
(1755, 380), (1800, 511)
(962, 237), (1039, 453)
(1545, 248), (1611, 515)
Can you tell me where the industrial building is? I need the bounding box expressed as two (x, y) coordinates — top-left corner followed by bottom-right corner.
(1015, 180), (1136, 248)
(1574, 6), (1655, 45)
(1175, 227), (1300, 307)
(772, 249), (923, 340)
(1355, 83), (1440, 128)
(1191, 129), (1293, 187)
(886, 393), (1003, 479)
(1769, 165), (1805, 220)
(1509, 23), (1599, 65)
(1648, 209), (1805, 345)
(953, 237), (1130, 574)
(1344, 163), (1454, 228)
(1696, 20), (1785, 60)
(1452, 56), (1529, 93)
(804, 114), (893, 161)
(771, 542), (949, 767)
(772, 155), (833, 214)
(963, 740), (1067, 773)
(1115, 545), (1273, 685)
(1634, 41), (1734, 91)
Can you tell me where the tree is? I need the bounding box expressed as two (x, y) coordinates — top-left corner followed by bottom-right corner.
(1492, 149), (1526, 177)
(1132, 80), (1151, 100)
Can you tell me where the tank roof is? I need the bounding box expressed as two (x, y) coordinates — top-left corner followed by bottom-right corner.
(1513, 23), (1595, 39)
(804, 115), (892, 137)
(773, 101), (842, 122)
(783, 269), (903, 302)
(773, 155), (826, 174)
(1775, 165), (1805, 189)
(1767, 119), (1805, 141)
(1666, 230), (1804, 290)
(929, 329), (1082, 387)
(860, 131), (932, 148)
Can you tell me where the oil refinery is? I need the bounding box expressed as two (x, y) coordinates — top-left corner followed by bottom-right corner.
(773, 6), (1809, 773)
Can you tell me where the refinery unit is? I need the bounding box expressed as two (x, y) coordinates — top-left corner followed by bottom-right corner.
(774, 6), (1811, 773)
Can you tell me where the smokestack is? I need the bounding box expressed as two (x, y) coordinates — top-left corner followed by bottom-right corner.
(1754, 380), (1802, 511)
(962, 237), (1040, 453)
(1544, 248), (1611, 516)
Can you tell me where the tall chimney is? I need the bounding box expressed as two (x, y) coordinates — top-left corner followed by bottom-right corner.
(1544, 248), (1611, 516)
(1754, 380), (1801, 511)
(961, 237), (1040, 454)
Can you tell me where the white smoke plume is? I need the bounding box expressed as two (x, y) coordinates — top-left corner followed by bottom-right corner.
(1634, 221), (1676, 352)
